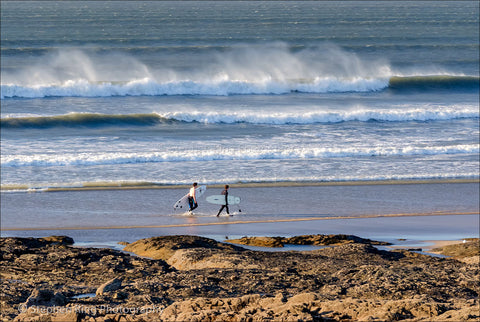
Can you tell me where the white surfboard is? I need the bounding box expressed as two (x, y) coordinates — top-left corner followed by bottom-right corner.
(173, 185), (207, 211)
(206, 195), (241, 205)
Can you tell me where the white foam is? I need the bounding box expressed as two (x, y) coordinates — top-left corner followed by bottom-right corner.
(158, 106), (478, 124)
(2, 144), (478, 168)
(2, 172), (478, 193)
(0, 77), (391, 99)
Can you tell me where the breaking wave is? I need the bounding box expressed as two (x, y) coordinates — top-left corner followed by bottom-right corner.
(2, 75), (478, 99)
(1, 77), (390, 98)
(159, 107), (478, 124)
(2, 44), (477, 99)
(2, 106), (478, 129)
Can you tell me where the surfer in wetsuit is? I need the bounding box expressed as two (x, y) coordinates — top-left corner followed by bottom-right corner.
(188, 182), (198, 212)
(216, 184), (230, 216)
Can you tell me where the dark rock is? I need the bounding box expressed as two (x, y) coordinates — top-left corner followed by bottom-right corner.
(24, 288), (67, 307)
(227, 234), (391, 247)
(96, 278), (123, 296)
(285, 234), (391, 246)
(1, 235), (478, 321)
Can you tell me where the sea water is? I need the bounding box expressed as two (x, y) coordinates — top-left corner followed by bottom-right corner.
(1, 1), (479, 191)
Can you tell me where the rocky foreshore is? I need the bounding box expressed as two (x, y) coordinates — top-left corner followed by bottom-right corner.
(1, 235), (478, 321)
(225, 234), (391, 248)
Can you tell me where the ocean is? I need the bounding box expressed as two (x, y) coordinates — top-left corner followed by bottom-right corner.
(1, 1), (479, 244)
(1, 0), (479, 191)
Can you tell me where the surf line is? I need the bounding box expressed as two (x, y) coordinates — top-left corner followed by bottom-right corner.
(2, 211), (478, 232)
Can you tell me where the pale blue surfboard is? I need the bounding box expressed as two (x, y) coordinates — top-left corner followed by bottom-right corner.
(206, 195), (241, 205)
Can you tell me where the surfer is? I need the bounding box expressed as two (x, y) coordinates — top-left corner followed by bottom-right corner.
(188, 182), (199, 212)
(216, 184), (230, 216)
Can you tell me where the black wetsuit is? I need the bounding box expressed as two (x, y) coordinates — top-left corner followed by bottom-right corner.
(188, 196), (198, 211)
(216, 189), (229, 216)
(188, 187), (198, 211)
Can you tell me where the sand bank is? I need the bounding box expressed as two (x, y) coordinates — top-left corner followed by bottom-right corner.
(2, 210), (477, 232)
(2, 178), (478, 192)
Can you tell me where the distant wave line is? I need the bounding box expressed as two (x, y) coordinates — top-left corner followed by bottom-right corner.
(388, 75), (479, 92)
(1, 75), (477, 99)
(1, 177), (478, 193)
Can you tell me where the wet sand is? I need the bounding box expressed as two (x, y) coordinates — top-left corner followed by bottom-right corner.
(1, 181), (478, 247)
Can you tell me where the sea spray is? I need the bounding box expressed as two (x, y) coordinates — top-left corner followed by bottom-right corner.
(1, 43), (394, 98)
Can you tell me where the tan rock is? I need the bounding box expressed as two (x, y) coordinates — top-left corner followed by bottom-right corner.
(431, 239), (479, 258)
(166, 248), (260, 270)
(123, 235), (241, 261)
(287, 292), (318, 304)
(51, 312), (80, 322)
(160, 294), (479, 322)
(459, 255), (480, 265)
(38, 235), (74, 245)
(226, 236), (285, 247)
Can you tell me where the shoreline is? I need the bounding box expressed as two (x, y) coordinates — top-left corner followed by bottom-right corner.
(3, 182), (478, 248)
(1, 177), (478, 193)
(2, 211), (478, 232)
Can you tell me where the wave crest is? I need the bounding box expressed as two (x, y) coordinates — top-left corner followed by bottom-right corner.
(161, 107), (478, 124)
(2, 76), (477, 99)
(389, 76), (479, 92)
(1, 77), (390, 98)
(0, 112), (166, 129)
(2, 106), (478, 129)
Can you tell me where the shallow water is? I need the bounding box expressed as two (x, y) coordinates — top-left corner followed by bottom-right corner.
(2, 183), (478, 245)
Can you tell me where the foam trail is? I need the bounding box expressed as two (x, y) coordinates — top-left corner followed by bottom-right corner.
(160, 106), (479, 124)
(2, 144), (478, 168)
